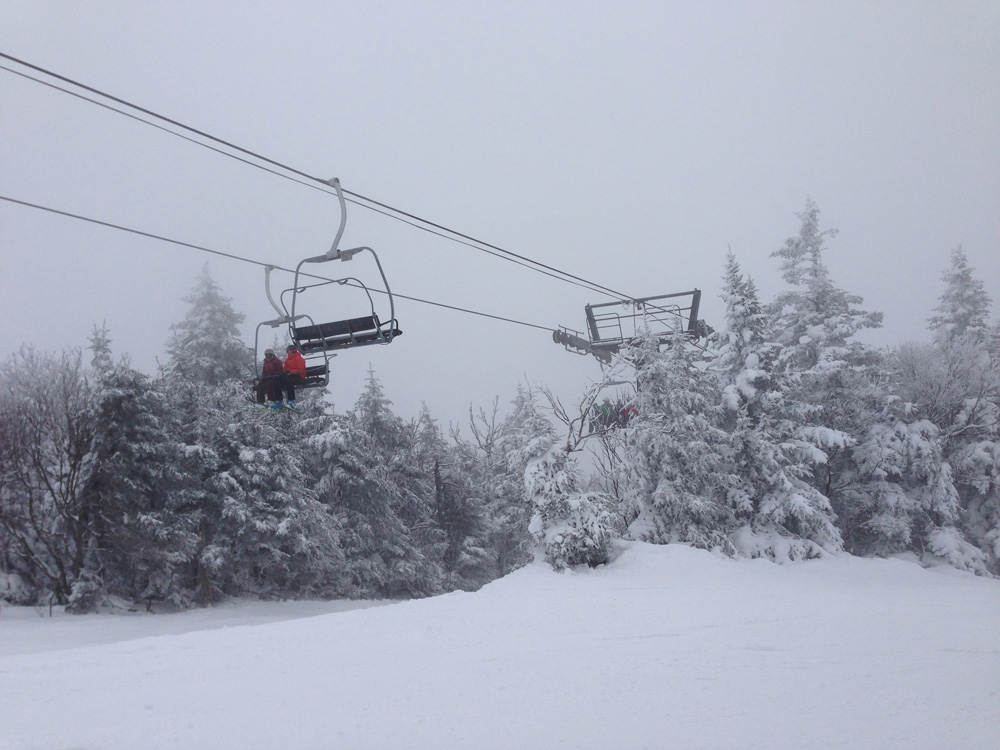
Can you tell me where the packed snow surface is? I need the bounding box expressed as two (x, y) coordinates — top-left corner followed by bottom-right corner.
(2, 542), (998, 749)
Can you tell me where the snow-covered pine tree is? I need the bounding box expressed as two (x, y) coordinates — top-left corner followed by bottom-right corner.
(434, 457), (492, 588)
(310, 371), (442, 597)
(194, 381), (346, 599)
(76, 355), (202, 610)
(491, 384), (558, 572)
(712, 252), (771, 388)
(893, 248), (999, 571)
(711, 253), (842, 560)
(837, 411), (986, 571)
(768, 200), (894, 550)
(165, 265), (252, 387)
(495, 384), (559, 469)
(88, 322), (115, 374)
(928, 246), (993, 344)
(621, 332), (738, 553)
(160, 269), (349, 598)
(769, 199), (884, 374)
(449, 401), (512, 577)
(526, 445), (622, 570)
(413, 406), (490, 589)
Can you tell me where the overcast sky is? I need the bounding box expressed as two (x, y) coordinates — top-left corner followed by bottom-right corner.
(2, 1), (998, 426)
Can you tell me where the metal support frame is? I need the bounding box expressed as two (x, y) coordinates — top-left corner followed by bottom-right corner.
(555, 289), (704, 365)
(584, 289), (702, 349)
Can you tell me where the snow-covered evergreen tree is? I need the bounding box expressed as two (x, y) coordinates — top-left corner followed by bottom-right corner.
(928, 246), (993, 344)
(413, 406), (490, 589)
(88, 322), (115, 374)
(836, 412), (986, 571)
(526, 446), (621, 570)
(165, 265), (252, 386)
(158, 268), (349, 599)
(893, 249), (999, 571)
(711, 253), (842, 560)
(433, 457), (491, 588)
(76, 352), (203, 609)
(490, 384), (558, 573)
(310, 371), (442, 597)
(193, 382), (345, 599)
(498, 384), (559, 469)
(769, 199), (883, 373)
(712, 252), (772, 386)
(767, 200), (896, 548)
(621, 333), (738, 552)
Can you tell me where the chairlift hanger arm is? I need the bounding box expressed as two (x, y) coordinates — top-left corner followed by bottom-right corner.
(264, 265), (289, 322)
(326, 177), (347, 259)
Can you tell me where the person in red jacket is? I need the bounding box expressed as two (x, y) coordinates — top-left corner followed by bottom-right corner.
(279, 344), (307, 408)
(253, 348), (284, 404)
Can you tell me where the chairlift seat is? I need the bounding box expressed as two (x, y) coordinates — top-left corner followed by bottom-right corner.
(294, 315), (401, 353)
(251, 362), (329, 392)
(301, 363), (330, 389)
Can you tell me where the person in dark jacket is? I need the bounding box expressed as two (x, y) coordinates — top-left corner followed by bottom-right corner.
(253, 348), (283, 404)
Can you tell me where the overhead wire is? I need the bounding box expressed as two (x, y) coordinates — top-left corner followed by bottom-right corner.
(0, 194), (554, 333)
(0, 50), (632, 303)
(0, 61), (617, 300)
(1, 61), (602, 297)
(0, 63), (317, 193)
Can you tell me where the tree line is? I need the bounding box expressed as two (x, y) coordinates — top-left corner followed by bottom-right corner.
(532, 200), (998, 574)
(1, 199), (998, 610)
(0, 265), (558, 610)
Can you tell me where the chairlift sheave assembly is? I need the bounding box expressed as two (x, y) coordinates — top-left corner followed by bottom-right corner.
(254, 177), (402, 390)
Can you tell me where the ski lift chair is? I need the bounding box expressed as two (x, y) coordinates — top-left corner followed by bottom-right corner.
(287, 178), (401, 354)
(254, 177), (401, 391)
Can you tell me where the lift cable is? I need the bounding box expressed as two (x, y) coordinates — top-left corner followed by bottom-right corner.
(0, 194), (554, 333)
(0, 51), (632, 302)
(0, 64), (316, 193)
(0, 62), (617, 301)
(2, 61), (600, 298)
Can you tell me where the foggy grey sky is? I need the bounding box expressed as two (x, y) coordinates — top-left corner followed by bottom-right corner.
(2, 1), (998, 426)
